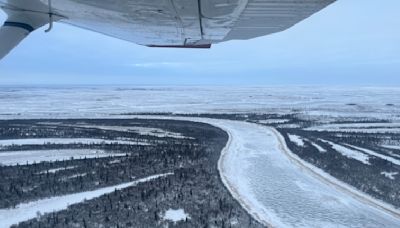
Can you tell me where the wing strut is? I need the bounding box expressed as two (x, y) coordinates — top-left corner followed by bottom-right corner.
(0, 2), (62, 60)
(44, 0), (53, 33)
(0, 21), (33, 60)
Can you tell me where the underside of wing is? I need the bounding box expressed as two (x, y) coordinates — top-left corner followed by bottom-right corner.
(0, 0), (335, 58)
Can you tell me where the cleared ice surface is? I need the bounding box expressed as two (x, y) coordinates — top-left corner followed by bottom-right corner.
(0, 149), (126, 166)
(0, 173), (173, 228)
(135, 116), (400, 228)
(0, 138), (149, 147)
(163, 208), (190, 223)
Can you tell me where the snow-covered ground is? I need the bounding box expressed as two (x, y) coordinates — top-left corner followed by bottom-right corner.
(0, 173), (173, 228)
(288, 134), (305, 147)
(135, 116), (400, 228)
(163, 208), (190, 223)
(308, 141), (327, 153)
(1, 87), (400, 227)
(52, 124), (190, 139)
(306, 123), (400, 133)
(126, 126), (190, 139)
(382, 145), (400, 150)
(0, 138), (149, 147)
(63, 173), (88, 180)
(257, 119), (289, 124)
(320, 140), (370, 165)
(345, 144), (400, 166)
(37, 166), (77, 174)
(381, 172), (398, 180)
(0, 149), (126, 166)
(0, 86), (399, 120)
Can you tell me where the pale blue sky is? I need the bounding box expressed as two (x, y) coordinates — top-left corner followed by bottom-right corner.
(0, 0), (399, 86)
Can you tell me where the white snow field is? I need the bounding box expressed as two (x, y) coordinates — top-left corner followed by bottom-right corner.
(257, 119), (289, 124)
(132, 116), (400, 228)
(70, 125), (190, 139)
(308, 141), (327, 153)
(1, 86), (400, 120)
(0, 173), (173, 228)
(41, 123), (190, 139)
(1, 87), (400, 227)
(163, 208), (190, 223)
(345, 144), (400, 166)
(381, 172), (398, 180)
(306, 123), (400, 133)
(0, 149), (126, 166)
(287, 134), (305, 147)
(320, 140), (370, 165)
(0, 138), (149, 148)
(382, 145), (400, 150)
(37, 166), (77, 174)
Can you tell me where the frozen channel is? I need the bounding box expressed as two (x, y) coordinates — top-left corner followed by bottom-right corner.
(141, 116), (400, 228)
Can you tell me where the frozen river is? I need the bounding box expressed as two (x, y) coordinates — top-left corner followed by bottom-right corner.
(148, 117), (399, 228)
(213, 121), (400, 228)
(208, 119), (400, 228)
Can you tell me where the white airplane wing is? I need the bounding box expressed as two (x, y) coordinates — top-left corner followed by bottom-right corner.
(0, 0), (335, 59)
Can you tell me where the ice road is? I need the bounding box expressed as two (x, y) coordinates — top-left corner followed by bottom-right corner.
(142, 116), (400, 228)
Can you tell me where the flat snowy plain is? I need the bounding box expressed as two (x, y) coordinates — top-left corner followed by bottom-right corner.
(1, 86), (400, 120)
